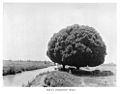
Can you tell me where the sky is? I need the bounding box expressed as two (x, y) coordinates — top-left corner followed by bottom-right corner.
(3, 3), (116, 63)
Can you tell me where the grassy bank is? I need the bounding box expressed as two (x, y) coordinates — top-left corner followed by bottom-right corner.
(3, 60), (54, 76)
(25, 64), (116, 87)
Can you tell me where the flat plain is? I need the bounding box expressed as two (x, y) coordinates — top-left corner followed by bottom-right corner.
(3, 60), (54, 76)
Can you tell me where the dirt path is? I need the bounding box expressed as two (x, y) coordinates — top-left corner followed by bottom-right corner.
(29, 66), (58, 87)
(39, 74), (47, 86)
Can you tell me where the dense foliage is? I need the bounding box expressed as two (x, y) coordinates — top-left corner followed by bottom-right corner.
(47, 24), (106, 68)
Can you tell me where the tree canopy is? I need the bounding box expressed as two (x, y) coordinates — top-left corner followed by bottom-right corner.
(47, 24), (106, 68)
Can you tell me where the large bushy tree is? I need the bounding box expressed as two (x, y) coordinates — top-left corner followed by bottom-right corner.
(47, 24), (106, 69)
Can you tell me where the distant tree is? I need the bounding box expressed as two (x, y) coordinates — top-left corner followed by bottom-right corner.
(47, 24), (106, 69)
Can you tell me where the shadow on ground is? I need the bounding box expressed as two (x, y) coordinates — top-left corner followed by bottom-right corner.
(58, 67), (114, 77)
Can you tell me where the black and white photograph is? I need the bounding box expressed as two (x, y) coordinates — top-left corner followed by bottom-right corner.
(3, 3), (116, 87)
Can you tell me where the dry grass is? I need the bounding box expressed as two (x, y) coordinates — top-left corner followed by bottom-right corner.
(26, 64), (116, 87)
(3, 60), (54, 76)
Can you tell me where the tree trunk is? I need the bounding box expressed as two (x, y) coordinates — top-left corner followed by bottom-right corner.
(76, 67), (79, 70)
(63, 64), (65, 70)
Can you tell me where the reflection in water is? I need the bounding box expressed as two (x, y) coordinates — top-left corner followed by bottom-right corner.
(3, 66), (56, 86)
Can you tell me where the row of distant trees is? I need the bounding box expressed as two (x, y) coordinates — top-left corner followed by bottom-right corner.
(4, 59), (51, 63)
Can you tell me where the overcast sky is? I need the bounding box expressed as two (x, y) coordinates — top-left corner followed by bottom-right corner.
(3, 3), (116, 63)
